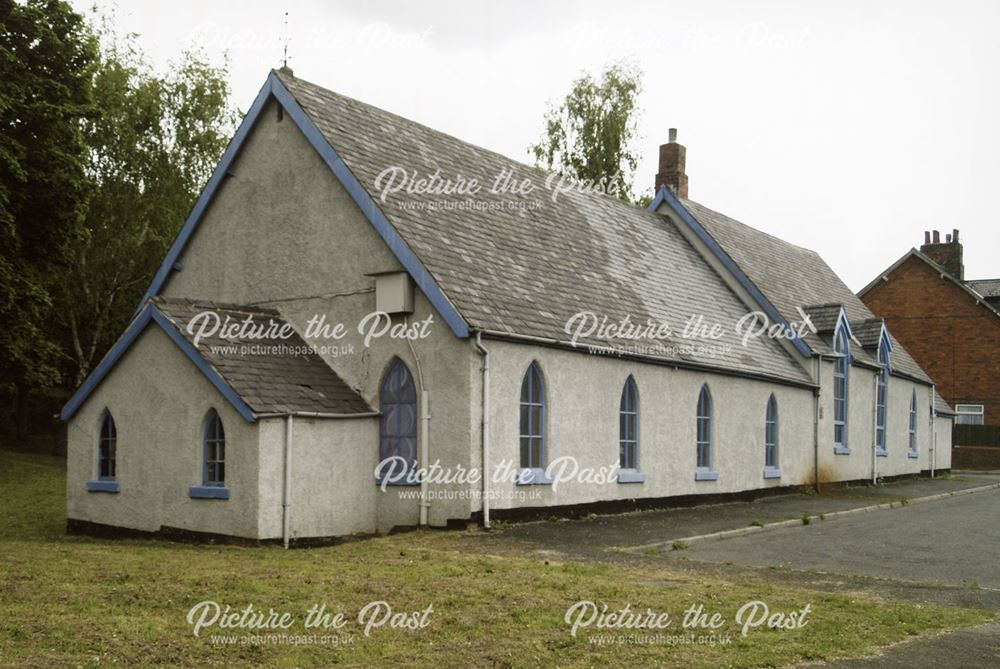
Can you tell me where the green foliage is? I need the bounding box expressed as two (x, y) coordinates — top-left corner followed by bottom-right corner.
(54, 9), (239, 386)
(0, 0), (97, 400)
(530, 62), (643, 203)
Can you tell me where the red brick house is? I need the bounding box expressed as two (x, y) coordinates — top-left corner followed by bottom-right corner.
(859, 230), (1000, 438)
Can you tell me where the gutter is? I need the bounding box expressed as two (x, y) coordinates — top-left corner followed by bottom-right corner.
(477, 329), (817, 391)
(255, 411), (380, 419)
(474, 331), (491, 530)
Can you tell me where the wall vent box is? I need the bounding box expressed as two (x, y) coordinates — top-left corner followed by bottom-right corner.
(371, 271), (414, 314)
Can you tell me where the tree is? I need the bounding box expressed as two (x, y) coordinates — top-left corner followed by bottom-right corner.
(530, 62), (644, 204)
(0, 0), (97, 438)
(54, 14), (239, 387)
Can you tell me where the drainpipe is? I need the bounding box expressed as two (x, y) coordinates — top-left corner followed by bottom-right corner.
(474, 331), (491, 529)
(813, 356), (821, 493)
(871, 372), (879, 485)
(282, 414), (294, 549)
(929, 384), (936, 478)
(405, 318), (430, 526)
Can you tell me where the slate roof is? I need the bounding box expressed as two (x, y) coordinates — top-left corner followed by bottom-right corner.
(276, 70), (812, 386)
(968, 278), (1000, 298)
(850, 318), (885, 348)
(934, 390), (955, 416)
(800, 304), (843, 333)
(152, 298), (372, 415)
(680, 199), (932, 384)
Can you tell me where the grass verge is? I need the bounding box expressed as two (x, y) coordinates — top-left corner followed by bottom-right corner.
(0, 449), (991, 668)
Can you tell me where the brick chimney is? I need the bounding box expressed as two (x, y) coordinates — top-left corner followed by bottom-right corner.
(920, 229), (964, 280)
(655, 128), (688, 199)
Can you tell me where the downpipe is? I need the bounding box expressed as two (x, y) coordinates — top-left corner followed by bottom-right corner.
(474, 331), (491, 529)
(405, 317), (430, 527)
(283, 414), (294, 549)
(871, 372), (879, 485)
(813, 355), (821, 493)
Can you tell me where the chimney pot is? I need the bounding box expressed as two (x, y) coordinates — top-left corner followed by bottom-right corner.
(920, 227), (964, 280)
(924, 231), (930, 244)
(668, 128), (677, 143)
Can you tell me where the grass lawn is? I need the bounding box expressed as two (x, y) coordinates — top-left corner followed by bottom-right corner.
(0, 449), (992, 668)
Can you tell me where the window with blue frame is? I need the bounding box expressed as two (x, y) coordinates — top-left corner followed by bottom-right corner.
(98, 411), (117, 480)
(696, 384), (713, 470)
(765, 394), (778, 469)
(908, 389), (918, 456)
(833, 326), (850, 451)
(379, 358), (418, 477)
(203, 409), (226, 486)
(875, 338), (890, 455)
(520, 362), (545, 469)
(619, 376), (639, 469)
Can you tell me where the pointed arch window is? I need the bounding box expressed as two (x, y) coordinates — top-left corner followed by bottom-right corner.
(378, 358), (418, 484)
(619, 376), (639, 470)
(875, 338), (890, 456)
(189, 409), (229, 499)
(695, 384), (717, 480)
(908, 389), (919, 459)
(833, 325), (851, 454)
(86, 411), (120, 493)
(764, 394), (781, 478)
(520, 362), (546, 470)
(99, 411), (117, 480)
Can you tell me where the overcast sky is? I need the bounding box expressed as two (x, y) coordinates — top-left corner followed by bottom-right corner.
(76, 0), (1000, 290)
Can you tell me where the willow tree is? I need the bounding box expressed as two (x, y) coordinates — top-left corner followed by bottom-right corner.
(530, 62), (644, 204)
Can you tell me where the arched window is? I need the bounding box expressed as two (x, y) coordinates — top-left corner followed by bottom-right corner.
(619, 376), (639, 470)
(765, 394), (778, 470)
(203, 409), (226, 486)
(379, 358), (418, 478)
(520, 362), (545, 469)
(833, 326), (850, 452)
(696, 384), (713, 472)
(908, 389), (918, 457)
(99, 411), (117, 480)
(875, 339), (890, 455)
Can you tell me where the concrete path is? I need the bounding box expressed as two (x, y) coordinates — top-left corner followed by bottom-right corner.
(495, 473), (1000, 560)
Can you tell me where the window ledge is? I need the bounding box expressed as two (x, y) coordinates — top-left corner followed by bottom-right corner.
(189, 485), (230, 500)
(694, 469), (718, 481)
(834, 445), (851, 455)
(375, 475), (421, 487)
(516, 468), (553, 486)
(875, 448), (889, 458)
(86, 480), (119, 493)
(762, 467), (782, 479)
(907, 450), (919, 459)
(617, 470), (646, 484)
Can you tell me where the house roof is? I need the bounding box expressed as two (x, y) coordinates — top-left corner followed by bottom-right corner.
(677, 198), (931, 384)
(967, 278), (1000, 299)
(61, 298), (373, 421)
(268, 70), (812, 386)
(859, 248), (1000, 319)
